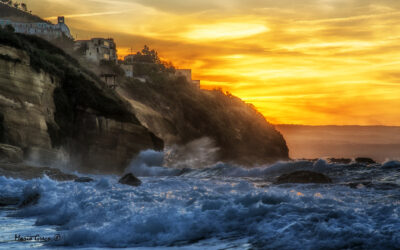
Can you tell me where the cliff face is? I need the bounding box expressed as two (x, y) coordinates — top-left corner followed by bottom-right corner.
(67, 110), (162, 173)
(0, 28), (287, 171)
(120, 76), (289, 167)
(0, 46), (55, 154)
(0, 37), (163, 173)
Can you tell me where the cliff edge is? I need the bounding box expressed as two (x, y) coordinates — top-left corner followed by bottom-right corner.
(0, 28), (163, 173)
(0, 3), (46, 23)
(119, 65), (289, 166)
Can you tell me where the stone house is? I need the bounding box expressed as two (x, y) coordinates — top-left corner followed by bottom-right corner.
(74, 38), (118, 64)
(175, 69), (201, 88)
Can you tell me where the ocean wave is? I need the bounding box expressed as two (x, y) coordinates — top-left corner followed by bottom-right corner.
(126, 151), (399, 185)
(1, 152), (400, 248)
(0, 172), (399, 248)
(127, 150), (325, 178)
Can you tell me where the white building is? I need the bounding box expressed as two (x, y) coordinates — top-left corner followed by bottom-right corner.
(0, 16), (72, 40)
(75, 38), (118, 64)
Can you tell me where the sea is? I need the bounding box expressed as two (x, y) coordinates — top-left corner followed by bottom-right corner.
(0, 150), (400, 249)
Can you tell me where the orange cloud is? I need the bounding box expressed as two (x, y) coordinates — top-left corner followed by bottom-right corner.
(25, 0), (400, 125)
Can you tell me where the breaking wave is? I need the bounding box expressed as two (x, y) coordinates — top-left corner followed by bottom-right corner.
(1, 152), (400, 249)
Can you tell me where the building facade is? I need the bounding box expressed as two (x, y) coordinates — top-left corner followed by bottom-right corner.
(124, 54), (136, 64)
(75, 38), (118, 64)
(0, 16), (72, 40)
(175, 69), (201, 88)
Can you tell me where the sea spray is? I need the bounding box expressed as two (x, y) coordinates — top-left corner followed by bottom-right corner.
(126, 137), (220, 176)
(164, 137), (220, 169)
(1, 157), (400, 248)
(126, 150), (180, 177)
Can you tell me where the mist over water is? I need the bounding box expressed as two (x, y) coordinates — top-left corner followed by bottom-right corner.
(164, 137), (220, 169)
(125, 137), (220, 177)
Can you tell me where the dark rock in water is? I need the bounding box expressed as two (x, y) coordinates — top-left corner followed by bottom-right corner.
(275, 171), (332, 184)
(355, 157), (376, 164)
(328, 158), (352, 164)
(0, 196), (20, 207)
(119, 173), (142, 187)
(19, 192), (40, 208)
(74, 177), (94, 183)
(382, 161), (400, 169)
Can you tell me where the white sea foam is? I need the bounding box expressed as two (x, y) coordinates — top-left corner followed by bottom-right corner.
(1, 152), (400, 249)
(164, 137), (220, 169)
(126, 151), (343, 180)
(0, 162), (399, 249)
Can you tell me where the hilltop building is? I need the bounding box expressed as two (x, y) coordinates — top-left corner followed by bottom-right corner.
(0, 16), (72, 40)
(124, 54), (136, 64)
(120, 54), (153, 82)
(121, 55), (201, 87)
(121, 54), (136, 78)
(119, 64), (146, 83)
(74, 38), (118, 64)
(175, 69), (201, 88)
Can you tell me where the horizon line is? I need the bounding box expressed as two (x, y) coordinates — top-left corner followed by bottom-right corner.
(274, 124), (400, 127)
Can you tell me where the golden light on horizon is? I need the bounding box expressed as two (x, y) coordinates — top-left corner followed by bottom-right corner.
(183, 23), (269, 41)
(25, 0), (400, 125)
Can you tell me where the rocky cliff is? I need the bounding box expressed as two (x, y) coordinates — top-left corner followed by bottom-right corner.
(119, 73), (289, 167)
(0, 28), (288, 172)
(0, 30), (162, 173)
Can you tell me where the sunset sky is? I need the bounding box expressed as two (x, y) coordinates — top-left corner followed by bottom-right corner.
(25, 0), (400, 125)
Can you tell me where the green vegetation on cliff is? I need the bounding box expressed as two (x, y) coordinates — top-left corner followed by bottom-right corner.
(122, 45), (176, 76)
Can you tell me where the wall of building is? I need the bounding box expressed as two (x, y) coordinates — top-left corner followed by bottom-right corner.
(120, 59), (200, 87)
(175, 69), (192, 82)
(0, 17), (72, 40)
(75, 38), (117, 64)
(192, 80), (201, 88)
(175, 69), (200, 87)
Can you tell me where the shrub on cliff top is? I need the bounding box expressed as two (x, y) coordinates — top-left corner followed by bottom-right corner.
(124, 45), (175, 77)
